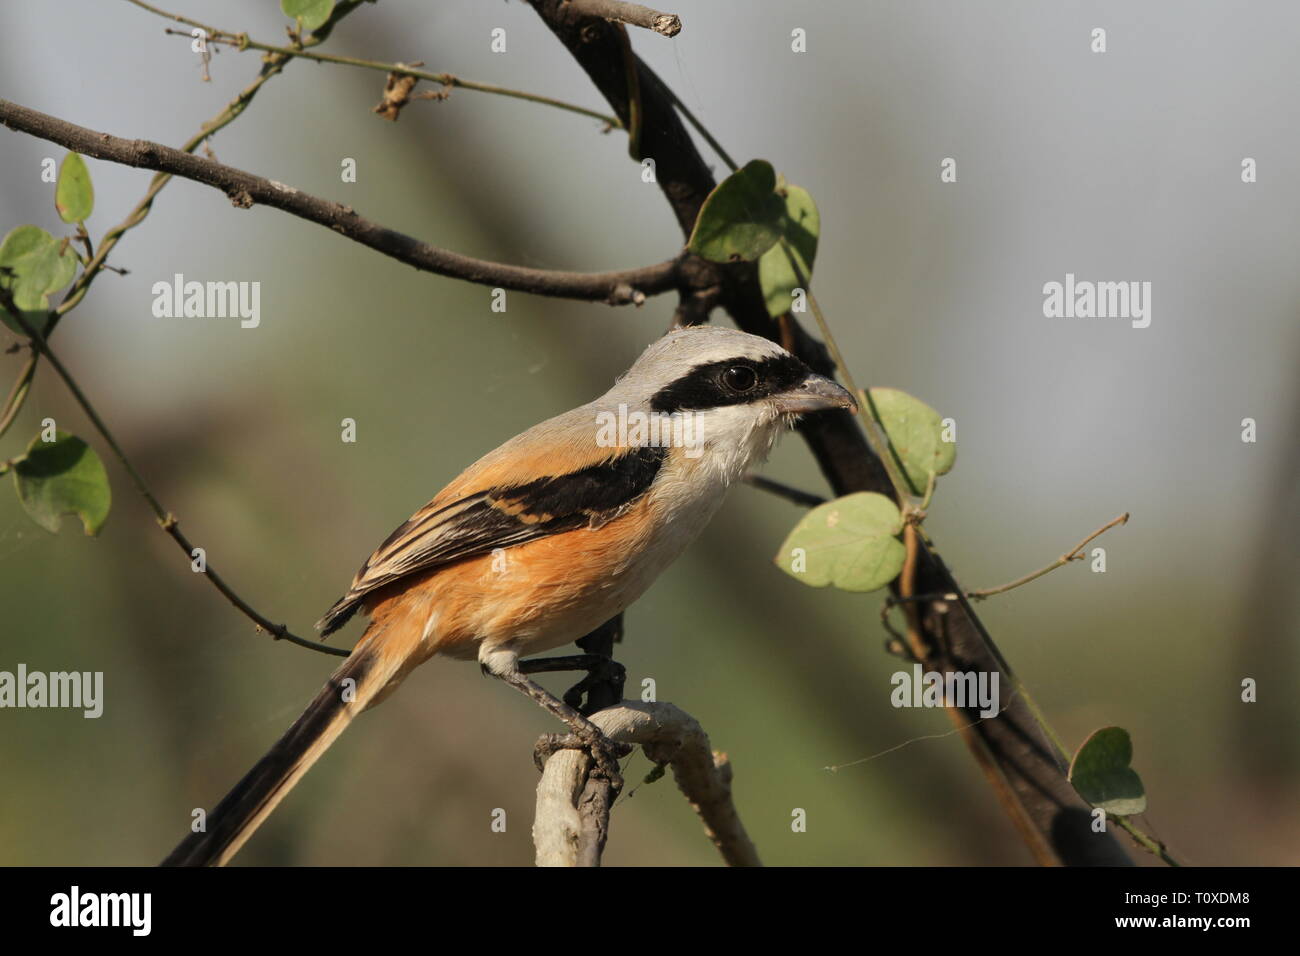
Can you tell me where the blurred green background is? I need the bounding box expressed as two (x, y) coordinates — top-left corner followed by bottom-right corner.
(0, 1), (1296, 866)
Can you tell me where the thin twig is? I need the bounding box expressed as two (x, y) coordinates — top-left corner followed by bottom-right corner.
(0, 294), (347, 658)
(126, 0), (621, 128)
(662, 84), (738, 173)
(0, 99), (682, 304)
(1, 0), (368, 436)
(897, 523), (930, 662)
(743, 473), (826, 508)
(567, 0), (682, 37)
(1114, 816), (1181, 867)
(945, 508), (1178, 866)
(967, 513), (1130, 599)
(0, 353), (37, 439)
(614, 24), (643, 159)
(781, 248), (920, 507)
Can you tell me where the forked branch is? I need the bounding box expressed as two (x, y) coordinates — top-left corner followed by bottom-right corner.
(534, 701), (760, 866)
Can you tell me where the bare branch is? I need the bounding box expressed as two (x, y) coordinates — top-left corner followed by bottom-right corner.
(534, 701), (760, 866)
(0, 99), (681, 306)
(535, 749), (588, 865)
(968, 512), (1130, 599)
(567, 0), (682, 37)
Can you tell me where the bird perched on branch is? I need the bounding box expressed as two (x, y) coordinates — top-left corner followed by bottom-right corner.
(163, 325), (855, 866)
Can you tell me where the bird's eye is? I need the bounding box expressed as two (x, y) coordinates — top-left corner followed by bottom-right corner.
(721, 365), (758, 392)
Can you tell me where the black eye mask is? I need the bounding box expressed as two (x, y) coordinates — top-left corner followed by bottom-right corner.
(649, 354), (810, 413)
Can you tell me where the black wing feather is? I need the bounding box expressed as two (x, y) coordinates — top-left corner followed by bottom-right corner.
(317, 446), (665, 635)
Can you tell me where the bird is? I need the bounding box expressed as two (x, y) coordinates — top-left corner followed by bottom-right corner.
(162, 325), (856, 866)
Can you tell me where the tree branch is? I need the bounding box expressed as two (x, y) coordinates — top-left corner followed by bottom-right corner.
(567, 0), (682, 37)
(528, 0), (1133, 866)
(534, 701), (760, 866)
(0, 99), (681, 306)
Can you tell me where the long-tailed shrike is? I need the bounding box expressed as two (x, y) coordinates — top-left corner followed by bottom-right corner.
(163, 325), (855, 865)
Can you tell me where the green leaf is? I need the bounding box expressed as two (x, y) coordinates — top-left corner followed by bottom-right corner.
(868, 387), (956, 493)
(757, 182), (820, 317)
(0, 225), (77, 336)
(1068, 726), (1147, 817)
(0, 225), (76, 298)
(687, 159), (786, 263)
(12, 430), (111, 535)
(281, 0), (335, 31)
(774, 491), (905, 592)
(55, 153), (94, 223)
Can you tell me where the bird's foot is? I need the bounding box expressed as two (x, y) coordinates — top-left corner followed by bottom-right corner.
(533, 729), (631, 788)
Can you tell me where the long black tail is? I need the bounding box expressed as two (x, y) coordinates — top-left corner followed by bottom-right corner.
(162, 641), (398, 866)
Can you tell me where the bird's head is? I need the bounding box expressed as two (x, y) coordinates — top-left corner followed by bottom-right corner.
(600, 326), (856, 476)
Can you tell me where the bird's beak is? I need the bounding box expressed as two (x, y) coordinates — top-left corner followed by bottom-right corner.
(771, 373), (857, 415)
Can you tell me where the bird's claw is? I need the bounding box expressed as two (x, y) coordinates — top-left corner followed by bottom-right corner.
(532, 730), (631, 787)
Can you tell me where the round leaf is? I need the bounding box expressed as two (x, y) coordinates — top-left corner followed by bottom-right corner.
(687, 159), (786, 263)
(13, 431), (111, 535)
(12, 232), (76, 299)
(0, 224), (51, 265)
(775, 491), (905, 592)
(0, 225), (76, 336)
(1068, 726), (1147, 817)
(55, 153), (94, 223)
(281, 0), (335, 31)
(758, 183), (820, 317)
(869, 387), (956, 493)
